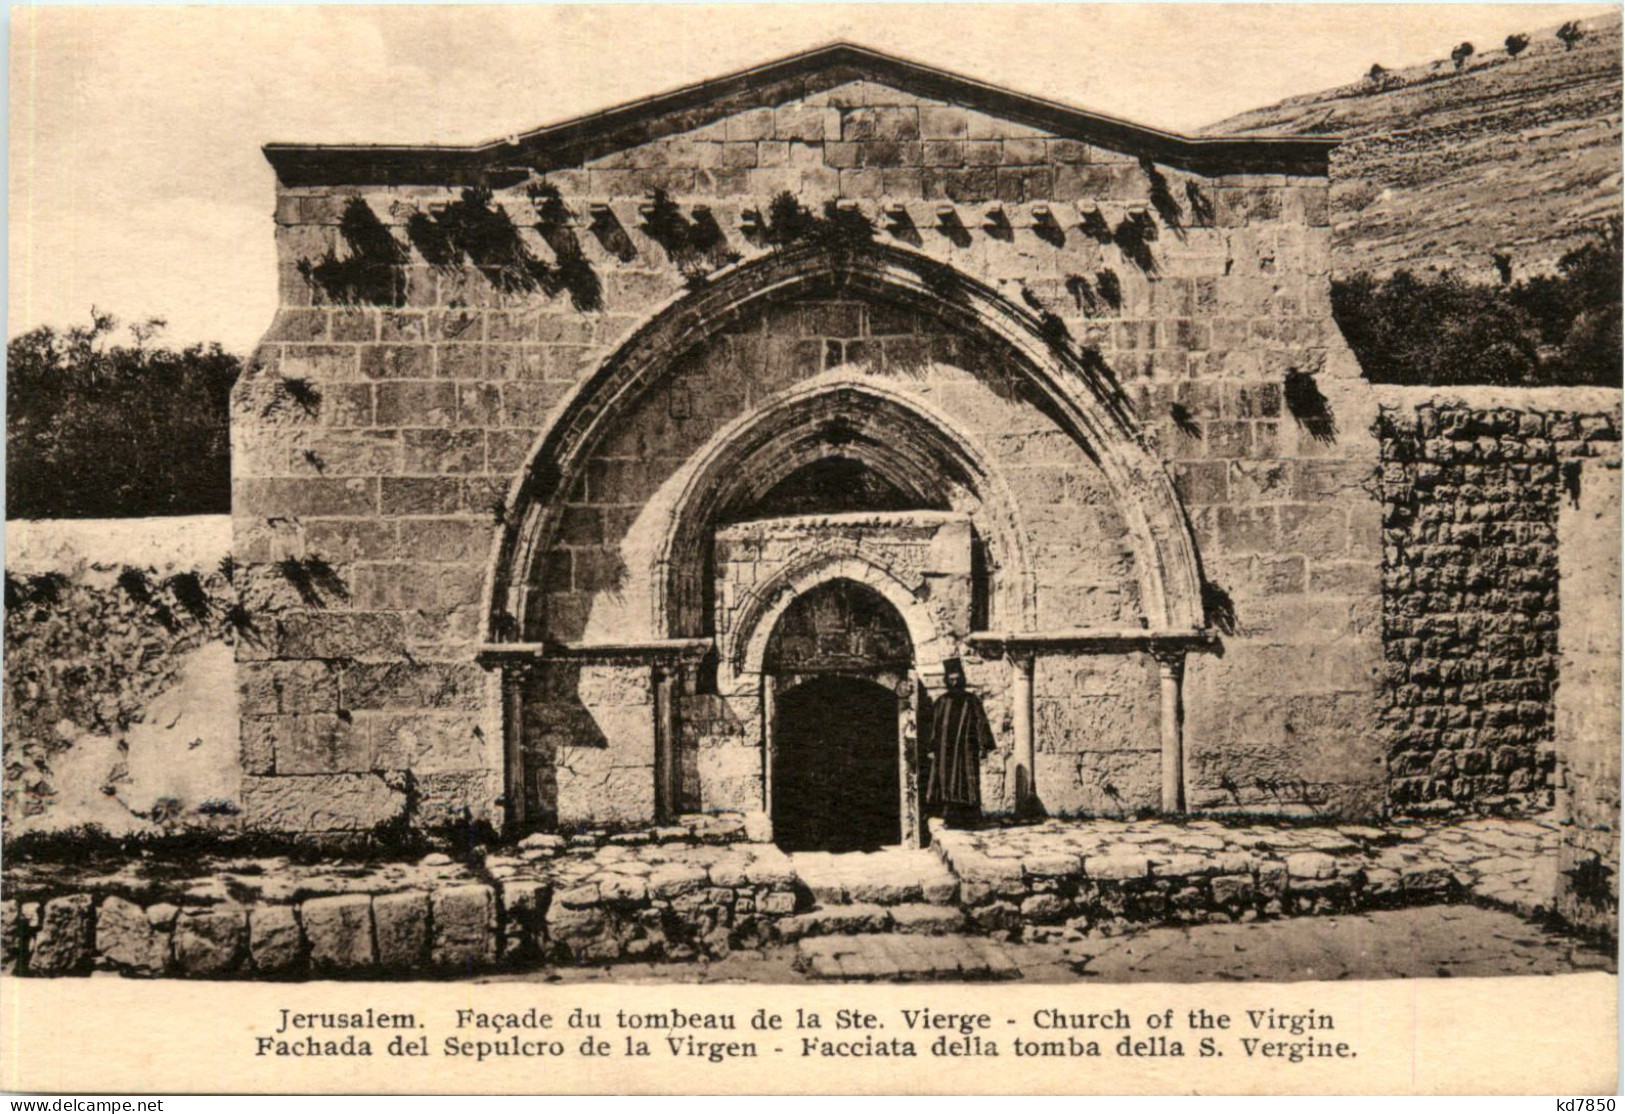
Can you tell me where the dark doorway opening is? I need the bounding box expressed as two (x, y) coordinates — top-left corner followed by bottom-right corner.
(772, 676), (900, 852)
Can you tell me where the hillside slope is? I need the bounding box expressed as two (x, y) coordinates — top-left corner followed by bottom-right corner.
(1206, 13), (1621, 282)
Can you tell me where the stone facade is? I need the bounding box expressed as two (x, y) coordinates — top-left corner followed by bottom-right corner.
(234, 43), (1391, 836)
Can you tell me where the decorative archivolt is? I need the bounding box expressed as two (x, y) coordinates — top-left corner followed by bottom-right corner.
(482, 240), (1206, 647)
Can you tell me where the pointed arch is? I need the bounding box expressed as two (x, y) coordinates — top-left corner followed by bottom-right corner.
(482, 239), (1206, 644)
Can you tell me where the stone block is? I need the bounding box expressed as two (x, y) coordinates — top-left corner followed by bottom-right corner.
(249, 905), (304, 973)
(431, 884), (497, 968)
(30, 895), (94, 975)
(760, 889), (799, 915)
(545, 903), (618, 963)
(1210, 874), (1256, 906)
(500, 880), (550, 957)
(96, 896), (168, 976)
(0, 900), (20, 965)
(1285, 852), (1338, 880)
(779, 904), (889, 940)
(1023, 852), (1083, 878)
(242, 773), (409, 833)
(1364, 867), (1402, 899)
(303, 895), (376, 971)
(1257, 861), (1288, 897)
(173, 907), (247, 976)
(599, 873), (650, 903)
(649, 864), (709, 900)
(1020, 893), (1067, 922)
(373, 890), (430, 968)
(889, 904), (967, 935)
(1086, 853), (1150, 882)
(1400, 864), (1453, 895)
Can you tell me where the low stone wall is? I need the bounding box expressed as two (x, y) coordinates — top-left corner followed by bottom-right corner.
(3, 516), (241, 836)
(1, 815), (1568, 977)
(1374, 388), (1621, 815)
(931, 816), (1558, 934)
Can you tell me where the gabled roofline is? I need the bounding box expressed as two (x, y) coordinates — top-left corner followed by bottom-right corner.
(263, 41), (1338, 186)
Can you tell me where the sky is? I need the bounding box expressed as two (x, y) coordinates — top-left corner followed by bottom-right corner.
(9, 2), (1617, 354)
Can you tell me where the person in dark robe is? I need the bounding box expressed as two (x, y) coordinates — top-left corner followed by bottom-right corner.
(925, 658), (994, 828)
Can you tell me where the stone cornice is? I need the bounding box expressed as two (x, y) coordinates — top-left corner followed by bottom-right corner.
(263, 42), (1338, 187)
(965, 627), (1219, 656)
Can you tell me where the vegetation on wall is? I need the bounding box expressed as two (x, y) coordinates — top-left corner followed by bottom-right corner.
(1332, 218), (1622, 387)
(6, 313), (240, 519)
(296, 198), (409, 307)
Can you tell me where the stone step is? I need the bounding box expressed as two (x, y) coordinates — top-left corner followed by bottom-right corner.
(798, 933), (1022, 982)
(787, 849), (959, 906)
(778, 903), (892, 941)
(887, 903), (969, 935)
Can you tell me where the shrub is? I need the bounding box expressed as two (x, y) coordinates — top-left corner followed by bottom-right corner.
(7, 312), (240, 518)
(1450, 42), (1475, 71)
(1557, 21), (1585, 51)
(1332, 219), (1622, 387)
(1504, 33), (1530, 58)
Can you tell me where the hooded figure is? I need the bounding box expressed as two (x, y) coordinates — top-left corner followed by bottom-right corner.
(925, 658), (994, 825)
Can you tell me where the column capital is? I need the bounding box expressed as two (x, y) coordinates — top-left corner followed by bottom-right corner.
(1150, 645), (1187, 676)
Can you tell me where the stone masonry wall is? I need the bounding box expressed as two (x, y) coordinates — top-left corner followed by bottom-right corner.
(1377, 393), (1621, 815)
(236, 72), (1385, 830)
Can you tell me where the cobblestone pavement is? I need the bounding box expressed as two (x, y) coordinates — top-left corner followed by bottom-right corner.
(496, 906), (1615, 984)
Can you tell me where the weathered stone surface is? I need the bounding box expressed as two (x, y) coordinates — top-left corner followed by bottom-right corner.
(1210, 874), (1256, 906)
(242, 773), (408, 833)
(500, 880), (550, 958)
(888, 903), (967, 935)
(1087, 853), (1151, 881)
(173, 907), (247, 976)
(1019, 893), (1066, 922)
(430, 884), (496, 968)
(249, 905), (304, 972)
(778, 904), (889, 940)
(30, 895), (94, 974)
(1285, 852), (1338, 880)
(545, 902), (618, 962)
(760, 891), (798, 916)
(648, 864), (708, 899)
(302, 894), (376, 971)
(96, 896), (168, 975)
(373, 891), (429, 968)
(0, 900), (20, 965)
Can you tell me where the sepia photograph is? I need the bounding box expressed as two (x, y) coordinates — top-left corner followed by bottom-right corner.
(2, 2), (1620, 1095)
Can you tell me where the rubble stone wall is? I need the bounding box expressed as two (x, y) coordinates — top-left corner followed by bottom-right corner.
(1375, 388), (1621, 815)
(3, 517), (241, 836)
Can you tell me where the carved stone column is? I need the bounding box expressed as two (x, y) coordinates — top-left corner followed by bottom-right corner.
(1153, 647), (1187, 814)
(1010, 650), (1037, 816)
(653, 661), (680, 822)
(500, 662), (529, 832)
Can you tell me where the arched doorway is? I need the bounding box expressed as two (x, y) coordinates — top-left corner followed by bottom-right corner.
(763, 578), (914, 852)
(772, 677), (900, 852)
